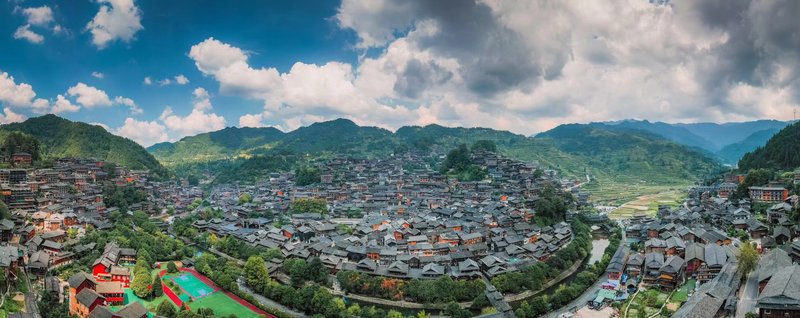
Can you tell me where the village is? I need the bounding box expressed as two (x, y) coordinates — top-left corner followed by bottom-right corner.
(0, 148), (795, 318)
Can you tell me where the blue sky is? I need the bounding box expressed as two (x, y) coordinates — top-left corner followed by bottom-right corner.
(1, 0), (799, 146)
(0, 0), (363, 145)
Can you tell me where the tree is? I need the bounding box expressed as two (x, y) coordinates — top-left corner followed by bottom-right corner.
(290, 198), (327, 215)
(295, 166), (321, 186)
(471, 140), (497, 152)
(131, 256), (152, 298)
(244, 256), (270, 290)
(131, 268), (151, 298)
(738, 242), (759, 274)
(239, 193), (253, 204)
(387, 310), (404, 318)
(0, 201), (10, 220)
(167, 261), (179, 273)
(156, 300), (177, 318)
(152, 275), (163, 297)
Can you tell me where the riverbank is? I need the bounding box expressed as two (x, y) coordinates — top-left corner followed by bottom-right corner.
(505, 257), (583, 303)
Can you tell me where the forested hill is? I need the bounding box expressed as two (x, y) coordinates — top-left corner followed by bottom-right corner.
(534, 124), (722, 184)
(0, 115), (167, 177)
(739, 121), (800, 171)
(151, 118), (722, 186)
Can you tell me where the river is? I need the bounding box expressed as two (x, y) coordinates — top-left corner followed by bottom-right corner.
(511, 233), (610, 307)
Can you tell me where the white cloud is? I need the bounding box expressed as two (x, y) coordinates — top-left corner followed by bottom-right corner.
(67, 83), (112, 108)
(14, 24), (44, 44)
(143, 76), (152, 85)
(0, 108), (26, 124)
(159, 107), (225, 137)
(174, 74), (189, 85)
(0, 71), (40, 108)
(157, 78), (172, 86)
(239, 113), (264, 127)
(114, 96), (142, 114)
(114, 118), (169, 147)
(85, 0), (143, 49)
(91, 72), (105, 79)
(20, 6), (53, 27)
(51, 94), (80, 113)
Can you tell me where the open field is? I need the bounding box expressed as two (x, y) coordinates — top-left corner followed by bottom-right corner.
(608, 190), (686, 219)
(190, 292), (263, 318)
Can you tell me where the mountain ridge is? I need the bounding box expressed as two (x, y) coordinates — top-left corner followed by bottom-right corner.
(0, 115), (167, 177)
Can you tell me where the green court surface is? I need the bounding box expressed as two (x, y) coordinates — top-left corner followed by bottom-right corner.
(189, 292), (262, 318)
(165, 272), (215, 299)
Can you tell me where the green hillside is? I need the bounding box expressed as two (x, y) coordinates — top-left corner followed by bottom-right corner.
(739, 122), (800, 171)
(150, 119), (722, 196)
(717, 128), (781, 164)
(0, 115), (167, 177)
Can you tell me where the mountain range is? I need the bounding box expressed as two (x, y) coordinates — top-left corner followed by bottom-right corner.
(601, 119), (791, 163)
(0, 115), (786, 190)
(146, 118), (724, 188)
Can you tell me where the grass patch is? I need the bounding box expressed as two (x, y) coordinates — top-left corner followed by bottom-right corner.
(189, 292), (262, 318)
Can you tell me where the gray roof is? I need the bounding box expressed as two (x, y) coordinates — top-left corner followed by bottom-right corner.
(758, 265), (800, 309)
(758, 248), (793, 283)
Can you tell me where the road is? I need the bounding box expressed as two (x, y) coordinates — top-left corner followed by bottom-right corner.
(736, 270), (759, 318)
(236, 279), (309, 318)
(543, 223), (627, 318)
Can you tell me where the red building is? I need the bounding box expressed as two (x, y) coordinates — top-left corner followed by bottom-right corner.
(748, 186), (788, 203)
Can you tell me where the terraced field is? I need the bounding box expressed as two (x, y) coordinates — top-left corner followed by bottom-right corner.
(608, 189), (686, 219)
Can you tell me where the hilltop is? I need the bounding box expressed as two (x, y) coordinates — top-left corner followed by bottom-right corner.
(0, 115), (167, 177)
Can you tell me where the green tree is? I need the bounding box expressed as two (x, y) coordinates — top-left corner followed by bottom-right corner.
(739, 242), (759, 274)
(387, 310), (404, 318)
(244, 256), (270, 290)
(295, 166), (321, 186)
(156, 300), (177, 318)
(290, 198), (327, 215)
(239, 193), (253, 204)
(152, 275), (163, 297)
(0, 201), (10, 220)
(471, 139), (497, 152)
(166, 261), (179, 273)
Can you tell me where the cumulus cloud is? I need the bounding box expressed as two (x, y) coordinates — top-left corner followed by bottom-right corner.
(143, 76), (152, 85)
(174, 75), (189, 85)
(0, 108), (26, 124)
(20, 6), (53, 27)
(85, 0), (143, 49)
(67, 83), (112, 108)
(114, 96), (142, 114)
(13, 24), (44, 44)
(182, 0), (800, 134)
(239, 113), (264, 128)
(114, 118), (169, 146)
(0, 71), (48, 109)
(51, 94), (80, 113)
(91, 72), (105, 79)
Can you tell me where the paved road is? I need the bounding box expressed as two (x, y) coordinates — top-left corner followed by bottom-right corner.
(236, 279), (309, 318)
(736, 270), (759, 318)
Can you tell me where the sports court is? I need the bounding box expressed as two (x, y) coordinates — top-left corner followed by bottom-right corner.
(190, 292), (263, 318)
(163, 271), (217, 300)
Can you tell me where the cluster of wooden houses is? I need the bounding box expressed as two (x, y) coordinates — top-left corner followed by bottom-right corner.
(191, 152), (583, 282)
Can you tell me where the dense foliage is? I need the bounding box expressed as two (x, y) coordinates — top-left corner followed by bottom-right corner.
(103, 184), (147, 212)
(290, 198), (327, 215)
(740, 122), (800, 171)
(337, 271), (484, 304)
(295, 166), (321, 186)
(54, 211), (195, 280)
(1, 131), (41, 161)
(441, 144), (487, 181)
(533, 184), (571, 225)
(1, 115), (168, 177)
